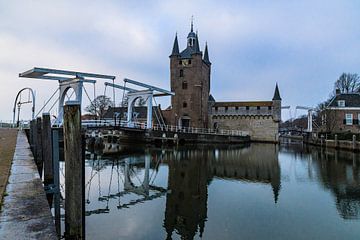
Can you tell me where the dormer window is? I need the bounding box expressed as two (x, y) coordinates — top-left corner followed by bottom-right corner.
(338, 100), (345, 107)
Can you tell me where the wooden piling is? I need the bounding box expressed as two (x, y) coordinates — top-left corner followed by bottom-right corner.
(36, 117), (43, 176)
(42, 113), (53, 185)
(29, 120), (36, 153)
(52, 128), (61, 238)
(63, 101), (85, 240)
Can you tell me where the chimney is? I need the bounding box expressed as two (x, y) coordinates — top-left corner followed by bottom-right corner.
(335, 89), (341, 95)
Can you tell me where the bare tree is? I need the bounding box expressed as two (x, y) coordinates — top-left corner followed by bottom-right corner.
(334, 73), (360, 93)
(85, 95), (113, 118)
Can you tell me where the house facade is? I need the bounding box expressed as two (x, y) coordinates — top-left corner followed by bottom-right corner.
(320, 92), (360, 133)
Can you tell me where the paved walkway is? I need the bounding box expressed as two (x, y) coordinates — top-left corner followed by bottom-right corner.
(0, 130), (57, 240)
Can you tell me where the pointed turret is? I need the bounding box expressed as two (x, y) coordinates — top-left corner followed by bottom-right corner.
(170, 34), (179, 56)
(194, 31), (200, 53)
(272, 83), (281, 100)
(272, 83), (282, 123)
(203, 42), (211, 64)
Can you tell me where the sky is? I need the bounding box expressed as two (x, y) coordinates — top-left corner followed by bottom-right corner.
(1, 0), (360, 122)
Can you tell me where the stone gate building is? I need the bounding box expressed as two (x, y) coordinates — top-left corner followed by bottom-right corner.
(164, 22), (282, 142)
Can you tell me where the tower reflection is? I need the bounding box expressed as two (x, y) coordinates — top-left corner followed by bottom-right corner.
(163, 144), (281, 239)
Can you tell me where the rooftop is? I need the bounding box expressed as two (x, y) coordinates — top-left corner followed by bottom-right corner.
(328, 93), (360, 108)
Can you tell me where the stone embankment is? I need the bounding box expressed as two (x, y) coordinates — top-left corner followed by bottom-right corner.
(304, 134), (360, 152)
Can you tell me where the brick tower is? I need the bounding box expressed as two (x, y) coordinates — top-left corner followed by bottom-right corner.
(169, 21), (211, 128)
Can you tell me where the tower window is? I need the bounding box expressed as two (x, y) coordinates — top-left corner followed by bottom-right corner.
(246, 106), (249, 110)
(182, 81), (188, 89)
(183, 102), (187, 108)
(215, 107), (218, 111)
(179, 60), (182, 65)
(180, 69), (184, 77)
(257, 106), (260, 110)
(268, 106), (272, 110)
(188, 59), (191, 64)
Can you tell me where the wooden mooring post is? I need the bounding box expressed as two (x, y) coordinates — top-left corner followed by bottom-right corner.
(63, 101), (85, 240)
(52, 128), (61, 238)
(42, 113), (53, 185)
(36, 117), (43, 177)
(29, 119), (35, 152)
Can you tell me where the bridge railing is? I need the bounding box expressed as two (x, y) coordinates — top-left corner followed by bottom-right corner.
(81, 119), (147, 129)
(152, 124), (249, 136)
(81, 120), (249, 136)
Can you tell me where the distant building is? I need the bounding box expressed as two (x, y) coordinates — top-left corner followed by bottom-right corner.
(166, 21), (281, 142)
(103, 106), (164, 126)
(319, 91), (360, 133)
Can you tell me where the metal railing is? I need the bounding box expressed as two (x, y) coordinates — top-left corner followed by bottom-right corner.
(0, 120), (28, 129)
(152, 124), (249, 136)
(81, 119), (248, 136)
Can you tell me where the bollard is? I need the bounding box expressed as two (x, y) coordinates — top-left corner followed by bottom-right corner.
(334, 134), (338, 149)
(36, 117), (43, 177)
(352, 135), (356, 151)
(42, 113), (53, 186)
(63, 101), (85, 240)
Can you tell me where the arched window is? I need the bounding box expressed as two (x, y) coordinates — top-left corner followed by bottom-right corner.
(180, 69), (184, 77)
(182, 81), (188, 89)
(183, 102), (187, 108)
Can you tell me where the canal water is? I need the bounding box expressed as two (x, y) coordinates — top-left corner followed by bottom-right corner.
(60, 142), (360, 239)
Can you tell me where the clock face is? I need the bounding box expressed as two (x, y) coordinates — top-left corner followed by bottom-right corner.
(182, 60), (188, 66)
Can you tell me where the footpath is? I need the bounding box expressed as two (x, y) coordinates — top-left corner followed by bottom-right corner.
(0, 129), (57, 240)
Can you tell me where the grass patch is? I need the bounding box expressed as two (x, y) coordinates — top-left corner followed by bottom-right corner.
(0, 129), (17, 206)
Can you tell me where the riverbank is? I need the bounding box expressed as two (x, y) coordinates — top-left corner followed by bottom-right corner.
(0, 129), (17, 207)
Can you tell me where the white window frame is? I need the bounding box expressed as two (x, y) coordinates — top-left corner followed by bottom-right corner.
(338, 100), (345, 107)
(345, 113), (353, 125)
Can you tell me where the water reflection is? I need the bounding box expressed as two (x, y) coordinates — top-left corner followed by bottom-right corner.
(79, 143), (360, 239)
(163, 144), (281, 239)
(85, 152), (167, 216)
(281, 144), (360, 220)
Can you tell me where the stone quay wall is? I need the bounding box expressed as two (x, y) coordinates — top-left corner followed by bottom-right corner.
(304, 134), (360, 152)
(209, 115), (279, 143)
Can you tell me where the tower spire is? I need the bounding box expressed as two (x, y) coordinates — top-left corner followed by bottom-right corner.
(191, 15), (194, 32)
(203, 42), (210, 64)
(194, 30), (200, 52)
(170, 33), (179, 56)
(272, 83), (281, 100)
